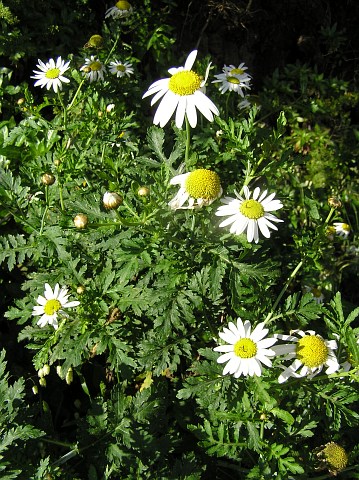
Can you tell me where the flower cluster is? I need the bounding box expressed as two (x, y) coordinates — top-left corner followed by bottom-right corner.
(214, 319), (342, 382)
(212, 63), (251, 97)
(31, 56), (134, 92)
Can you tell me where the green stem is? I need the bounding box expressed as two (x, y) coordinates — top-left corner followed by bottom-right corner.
(105, 33), (121, 63)
(264, 260), (303, 325)
(57, 91), (67, 128)
(323, 206), (335, 225)
(185, 114), (191, 167)
(67, 78), (85, 111)
(58, 183), (65, 211)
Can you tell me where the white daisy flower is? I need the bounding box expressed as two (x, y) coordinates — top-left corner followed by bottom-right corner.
(168, 168), (222, 210)
(304, 285), (325, 304)
(109, 60), (134, 77)
(333, 222), (350, 239)
(80, 56), (106, 83)
(32, 283), (80, 330)
(273, 330), (339, 383)
(142, 49), (219, 128)
(212, 63), (251, 96)
(105, 0), (133, 19)
(31, 57), (70, 93)
(215, 186), (283, 243)
(214, 317), (277, 378)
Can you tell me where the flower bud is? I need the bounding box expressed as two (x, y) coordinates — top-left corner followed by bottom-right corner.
(137, 186), (150, 197)
(65, 367), (73, 385)
(32, 385), (39, 395)
(84, 34), (104, 48)
(74, 214), (88, 229)
(77, 285), (85, 295)
(43, 364), (50, 376)
(103, 191), (123, 209)
(17, 98), (25, 105)
(317, 442), (348, 475)
(41, 173), (55, 185)
(56, 365), (62, 377)
(39, 377), (47, 387)
(38, 367), (44, 378)
(53, 159), (61, 167)
(328, 196), (342, 209)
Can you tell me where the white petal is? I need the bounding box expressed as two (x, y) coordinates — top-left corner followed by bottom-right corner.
(185, 99), (197, 128)
(184, 50), (197, 70)
(153, 90), (179, 127)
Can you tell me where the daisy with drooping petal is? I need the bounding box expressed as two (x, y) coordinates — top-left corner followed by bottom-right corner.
(214, 317), (277, 378)
(168, 168), (222, 210)
(333, 222), (350, 238)
(109, 60), (134, 78)
(142, 50), (219, 128)
(32, 283), (80, 330)
(80, 56), (106, 83)
(212, 63), (251, 96)
(273, 329), (339, 383)
(304, 285), (325, 304)
(31, 57), (70, 93)
(215, 186), (283, 243)
(105, 0), (133, 19)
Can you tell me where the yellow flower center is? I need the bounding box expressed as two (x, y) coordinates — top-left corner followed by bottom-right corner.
(342, 223), (350, 232)
(230, 68), (244, 75)
(116, 64), (126, 72)
(44, 299), (62, 315)
(322, 443), (348, 471)
(169, 70), (201, 96)
(45, 68), (60, 79)
(227, 76), (240, 84)
(89, 61), (102, 72)
(185, 169), (221, 200)
(234, 338), (257, 358)
(311, 287), (322, 298)
(326, 226), (336, 236)
(240, 199), (264, 219)
(116, 0), (131, 9)
(296, 335), (328, 368)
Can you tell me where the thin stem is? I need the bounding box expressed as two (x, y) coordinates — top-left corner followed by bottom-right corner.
(67, 78), (85, 110)
(323, 206), (335, 225)
(185, 114), (191, 167)
(57, 91), (67, 128)
(105, 33), (121, 63)
(264, 260), (303, 325)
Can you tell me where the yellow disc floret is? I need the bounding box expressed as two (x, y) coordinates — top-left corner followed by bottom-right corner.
(169, 70), (202, 96)
(230, 68), (244, 75)
(234, 338), (257, 358)
(116, 0), (131, 9)
(322, 442), (348, 472)
(185, 169), (221, 200)
(44, 299), (62, 316)
(116, 64), (126, 72)
(240, 199), (264, 219)
(227, 76), (240, 85)
(45, 68), (60, 79)
(89, 61), (102, 72)
(296, 335), (328, 368)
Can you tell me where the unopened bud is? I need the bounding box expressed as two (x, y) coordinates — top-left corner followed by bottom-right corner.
(41, 173), (55, 185)
(43, 364), (50, 376)
(39, 377), (47, 387)
(74, 214), (88, 229)
(53, 159), (61, 167)
(32, 385), (39, 395)
(17, 98), (25, 105)
(103, 191), (122, 209)
(56, 365), (62, 377)
(77, 285), (85, 295)
(66, 367), (73, 385)
(38, 368), (44, 378)
(84, 34), (104, 48)
(137, 186), (150, 197)
(328, 196), (342, 209)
